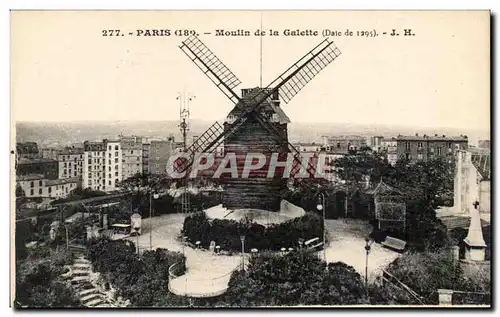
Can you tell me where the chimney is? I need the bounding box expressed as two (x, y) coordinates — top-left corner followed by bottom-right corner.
(415, 133), (419, 136)
(442, 135), (446, 138)
(435, 134), (438, 137)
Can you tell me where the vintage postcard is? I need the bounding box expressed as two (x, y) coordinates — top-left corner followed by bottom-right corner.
(11, 10), (491, 308)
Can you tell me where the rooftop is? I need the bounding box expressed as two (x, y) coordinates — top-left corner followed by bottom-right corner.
(45, 177), (80, 186)
(17, 157), (58, 164)
(396, 134), (468, 141)
(17, 174), (45, 181)
(57, 147), (84, 155)
(326, 135), (366, 141)
(16, 142), (39, 154)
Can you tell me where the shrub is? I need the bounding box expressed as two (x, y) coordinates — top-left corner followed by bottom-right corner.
(182, 212), (324, 252)
(87, 237), (186, 307)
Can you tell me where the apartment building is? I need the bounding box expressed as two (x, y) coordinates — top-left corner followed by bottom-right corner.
(56, 147), (84, 179)
(149, 140), (176, 175)
(120, 136), (143, 180)
(396, 134), (468, 162)
(142, 142), (151, 174)
(104, 139), (123, 191)
(322, 135), (367, 154)
(83, 141), (106, 191)
(17, 174), (80, 199)
(83, 139), (123, 192)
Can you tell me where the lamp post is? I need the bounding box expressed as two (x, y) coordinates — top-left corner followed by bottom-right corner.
(240, 235), (246, 271)
(364, 237), (374, 286)
(316, 192), (326, 263)
(149, 192), (159, 250)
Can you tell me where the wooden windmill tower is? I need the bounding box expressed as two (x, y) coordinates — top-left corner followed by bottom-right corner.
(175, 35), (341, 212)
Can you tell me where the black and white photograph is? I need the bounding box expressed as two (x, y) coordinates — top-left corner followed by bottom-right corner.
(10, 10), (491, 308)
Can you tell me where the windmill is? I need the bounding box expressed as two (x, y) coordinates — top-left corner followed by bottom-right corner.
(173, 35), (341, 212)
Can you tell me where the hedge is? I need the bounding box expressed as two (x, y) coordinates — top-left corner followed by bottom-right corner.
(181, 212), (324, 252)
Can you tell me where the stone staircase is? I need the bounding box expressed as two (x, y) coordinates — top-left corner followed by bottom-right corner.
(62, 256), (117, 308)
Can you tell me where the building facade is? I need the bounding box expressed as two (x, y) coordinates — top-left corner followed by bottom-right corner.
(149, 140), (175, 175)
(16, 142), (40, 162)
(370, 136), (384, 153)
(142, 142), (151, 174)
(396, 134), (468, 162)
(120, 136), (143, 180)
(83, 139), (123, 192)
(322, 135), (368, 155)
(17, 174), (80, 199)
(83, 141), (106, 191)
(16, 158), (59, 180)
(104, 140), (123, 191)
(380, 137), (398, 166)
(56, 147), (84, 179)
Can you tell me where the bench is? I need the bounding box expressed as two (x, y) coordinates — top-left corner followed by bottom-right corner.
(381, 236), (406, 252)
(304, 237), (320, 247)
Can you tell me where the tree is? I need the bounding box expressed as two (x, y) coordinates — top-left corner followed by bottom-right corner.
(221, 249), (368, 306)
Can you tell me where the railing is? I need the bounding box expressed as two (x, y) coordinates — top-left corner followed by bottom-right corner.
(168, 261), (235, 298)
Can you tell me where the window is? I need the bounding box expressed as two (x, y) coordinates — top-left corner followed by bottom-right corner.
(137, 157), (140, 161)
(115, 171), (118, 176)
(448, 142), (452, 148)
(48, 187), (52, 193)
(406, 142), (411, 150)
(115, 151), (118, 157)
(109, 180), (111, 185)
(88, 159), (92, 164)
(39, 188), (42, 195)
(88, 180), (91, 186)
(115, 178), (119, 184)
(109, 153), (111, 158)
(74, 157), (77, 163)
(74, 171), (77, 176)
(418, 142), (423, 149)
(337, 142), (341, 148)
(115, 165), (118, 170)
(30, 189), (34, 196)
(108, 160), (111, 165)
(115, 145), (118, 151)
(109, 146), (112, 150)
(131, 150), (134, 154)
(417, 154), (424, 160)
(39, 180), (42, 186)
(64, 162), (67, 168)
(115, 158), (118, 163)
(437, 147), (442, 155)
(108, 166), (111, 171)
(30, 181), (34, 187)
(108, 173), (111, 178)
(88, 173), (92, 178)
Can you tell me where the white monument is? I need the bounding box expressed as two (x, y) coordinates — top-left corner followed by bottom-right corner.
(463, 204), (487, 261)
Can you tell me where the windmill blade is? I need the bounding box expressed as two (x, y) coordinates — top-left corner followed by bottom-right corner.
(180, 35), (242, 105)
(267, 38), (341, 104)
(227, 38), (341, 122)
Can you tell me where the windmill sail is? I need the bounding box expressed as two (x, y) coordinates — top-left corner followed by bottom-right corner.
(176, 35), (341, 184)
(180, 36), (242, 105)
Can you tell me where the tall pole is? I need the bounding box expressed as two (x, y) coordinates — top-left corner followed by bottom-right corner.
(149, 190), (152, 250)
(321, 192), (326, 264)
(365, 249), (369, 286)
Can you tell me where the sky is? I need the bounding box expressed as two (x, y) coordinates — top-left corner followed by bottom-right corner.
(11, 10), (490, 132)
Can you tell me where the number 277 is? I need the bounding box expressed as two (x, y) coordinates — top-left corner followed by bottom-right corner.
(102, 30), (121, 36)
